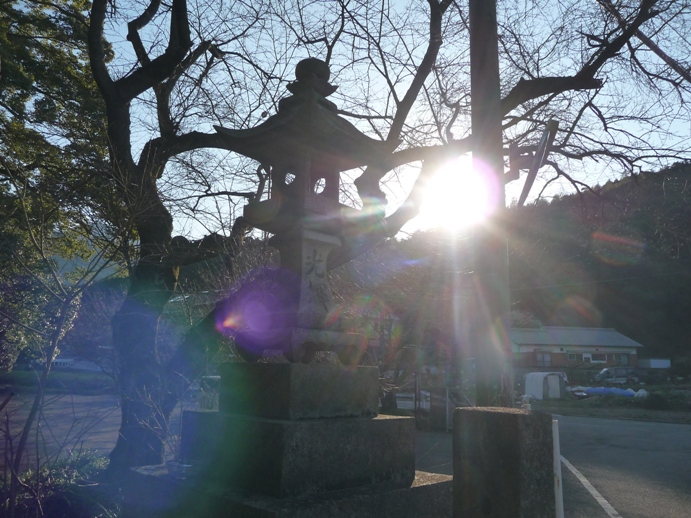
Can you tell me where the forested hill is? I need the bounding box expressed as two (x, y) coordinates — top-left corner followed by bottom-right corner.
(508, 162), (691, 364)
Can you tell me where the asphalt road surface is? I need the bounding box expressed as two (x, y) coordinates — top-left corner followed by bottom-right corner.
(558, 415), (691, 518)
(2, 392), (187, 472)
(2, 392), (121, 472)
(5, 392), (691, 518)
(416, 415), (691, 518)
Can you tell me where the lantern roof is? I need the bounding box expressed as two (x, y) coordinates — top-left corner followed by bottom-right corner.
(214, 59), (396, 171)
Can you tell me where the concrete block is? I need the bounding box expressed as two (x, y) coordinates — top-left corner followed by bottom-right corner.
(218, 363), (379, 419)
(453, 407), (555, 518)
(183, 412), (415, 498)
(122, 469), (452, 518)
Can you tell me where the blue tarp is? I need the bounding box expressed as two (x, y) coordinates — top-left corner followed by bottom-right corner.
(584, 387), (634, 397)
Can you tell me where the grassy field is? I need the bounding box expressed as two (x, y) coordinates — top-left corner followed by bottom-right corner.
(0, 369), (116, 395)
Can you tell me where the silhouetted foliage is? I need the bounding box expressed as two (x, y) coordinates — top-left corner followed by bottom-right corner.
(510, 163), (691, 361)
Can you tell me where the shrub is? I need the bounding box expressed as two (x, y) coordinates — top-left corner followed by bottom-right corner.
(641, 393), (670, 410)
(1, 452), (120, 518)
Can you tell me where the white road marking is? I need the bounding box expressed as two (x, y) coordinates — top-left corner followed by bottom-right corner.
(561, 455), (623, 518)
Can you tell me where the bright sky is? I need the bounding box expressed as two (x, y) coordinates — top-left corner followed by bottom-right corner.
(102, 1), (690, 242)
(411, 156), (493, 233)
(399, 153), (532, 237)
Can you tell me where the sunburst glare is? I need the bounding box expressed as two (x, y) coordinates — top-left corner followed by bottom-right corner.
(416, 156), (494, 232)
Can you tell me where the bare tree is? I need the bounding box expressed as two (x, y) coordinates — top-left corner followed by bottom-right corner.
(84, 0), (691, 472)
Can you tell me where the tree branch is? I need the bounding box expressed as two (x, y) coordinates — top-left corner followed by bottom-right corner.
(126, 0), (161, 66)
(599, 0), (691, 85)
(501, 76), (603, 115)
(387, 136), (473, 170)
(386, 0), (452, 142)
(353, 0), (452, 203)
(115, 0), (192, 101)
(501, 0), (659, 115)
(166, 190), (257, 203)
(87, 0), (115, 100)
(155, 41), (213, 139)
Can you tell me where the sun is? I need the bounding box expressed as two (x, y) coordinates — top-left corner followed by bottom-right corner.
(416, 156), (494, 232)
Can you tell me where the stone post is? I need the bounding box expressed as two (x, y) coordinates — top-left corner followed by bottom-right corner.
(453, 407), (555, 518)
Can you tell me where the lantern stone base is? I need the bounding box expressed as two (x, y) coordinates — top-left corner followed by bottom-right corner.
(218, 363), (380, 419)
(122, 365), (452, 517)
(122, 467), (452, 518)
(180, 410), (416, 498)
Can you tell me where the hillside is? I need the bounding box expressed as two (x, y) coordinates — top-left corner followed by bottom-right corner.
(509, 162), (691, 366)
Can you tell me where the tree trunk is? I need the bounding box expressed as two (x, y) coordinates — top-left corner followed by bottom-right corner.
(105, 160), (252, 474)
(106, 188), (180, 474)
(107, 297), (173, 473)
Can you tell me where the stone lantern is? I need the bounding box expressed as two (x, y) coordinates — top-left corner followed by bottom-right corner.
(123, 59), (452, 518)
(214, 58), (394, 363)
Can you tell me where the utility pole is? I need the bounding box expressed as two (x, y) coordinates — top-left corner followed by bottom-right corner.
(468, 0), (513, 406)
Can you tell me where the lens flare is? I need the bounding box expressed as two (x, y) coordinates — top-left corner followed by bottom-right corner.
(551, 295), (602, 327)
(591, 231), (645, 266)
(215, 267), (301, 357)
(327, 295), (401, 365)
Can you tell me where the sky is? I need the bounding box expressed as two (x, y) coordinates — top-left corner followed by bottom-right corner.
(99, 0), (691, 242)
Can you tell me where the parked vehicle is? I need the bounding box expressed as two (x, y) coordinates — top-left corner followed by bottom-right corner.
(594, 366), (640, 384)
(27, 358), (75, 370)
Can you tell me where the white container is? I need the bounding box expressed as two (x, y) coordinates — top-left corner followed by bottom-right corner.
(638, 358), (671, 369)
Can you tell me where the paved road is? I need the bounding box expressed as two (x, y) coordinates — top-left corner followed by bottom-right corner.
(5, 392), (691, 518)
(416, 416), (691, 518)
(1, 391), (188, 472)
(2, 392), (121, 471)
(558, 415), (691, 518)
